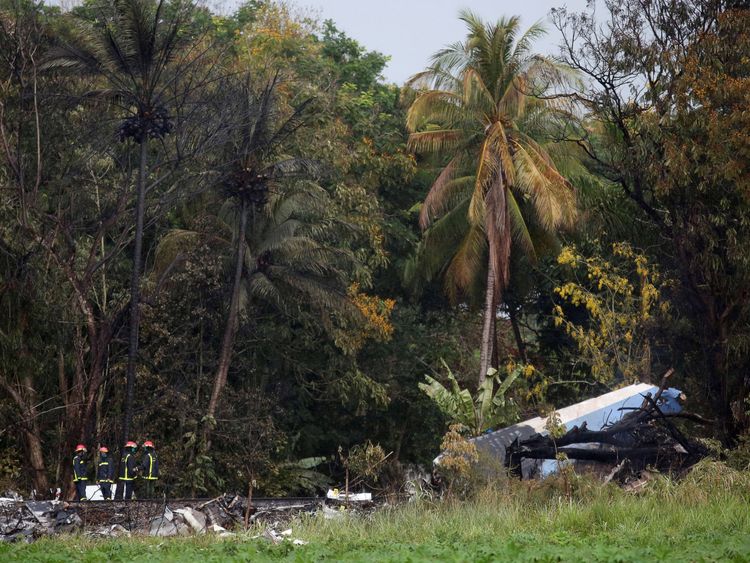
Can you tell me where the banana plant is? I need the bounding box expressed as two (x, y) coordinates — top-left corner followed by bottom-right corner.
(419, 360), (520, 436)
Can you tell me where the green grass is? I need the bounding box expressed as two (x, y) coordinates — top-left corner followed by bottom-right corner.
(4, 461), (750, 562)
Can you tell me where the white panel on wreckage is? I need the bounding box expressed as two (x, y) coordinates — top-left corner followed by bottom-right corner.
(434, 382), (684, 478)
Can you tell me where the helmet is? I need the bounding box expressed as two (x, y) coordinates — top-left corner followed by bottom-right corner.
(75, 444), (86, 452)
(99, 446), (109, 453)
(143, 440), (154, 448)
(124, 440), (138, 449)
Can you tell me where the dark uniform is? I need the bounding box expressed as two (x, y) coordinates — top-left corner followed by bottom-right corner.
(140, 447), (159, 498)
(119, 448), (137, 499)
(72, 451), (88, 501)
(97, 452), (114, 499)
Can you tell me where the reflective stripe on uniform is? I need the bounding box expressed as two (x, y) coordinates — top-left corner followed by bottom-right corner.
(98, 460), (113, 482)
(72, 457), (87, 482)
(142, 453), (159, 480)
(121, 453), (135, 481)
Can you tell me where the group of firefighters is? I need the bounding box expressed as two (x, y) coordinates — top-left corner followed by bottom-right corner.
(71, 440), (160, 501)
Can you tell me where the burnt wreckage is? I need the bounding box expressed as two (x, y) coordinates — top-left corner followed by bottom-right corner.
(470, 375), (709, 480)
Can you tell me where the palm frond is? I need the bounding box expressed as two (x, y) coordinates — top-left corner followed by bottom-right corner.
(406, 90), (462, 132)
(407, 130), (461, 155)
(444, 223), (487, 303)
(420, 158), (456, 228)
(506, 189), (536, 260)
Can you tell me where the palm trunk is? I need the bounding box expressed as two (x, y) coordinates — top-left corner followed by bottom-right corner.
(480, 177), (511, 386)
(121, 138), (148, 445)
(479, 262), (497, 386)
(508, 306), (528, 364)
(204, 199), (249, 451)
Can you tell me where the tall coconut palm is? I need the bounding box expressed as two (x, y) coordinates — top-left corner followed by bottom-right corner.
(43, 0), (195, 443)
(406, 11), (577, 385)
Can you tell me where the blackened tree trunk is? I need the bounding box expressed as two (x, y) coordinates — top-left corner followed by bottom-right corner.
(508, 305), (528, 364)
(121, 138), (148, 445)
(204, 198), (249, 450)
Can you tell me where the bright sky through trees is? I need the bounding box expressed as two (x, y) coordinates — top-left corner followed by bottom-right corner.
(306, 0), (591, 84)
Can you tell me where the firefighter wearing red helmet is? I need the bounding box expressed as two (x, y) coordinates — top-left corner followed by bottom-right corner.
(140, 440), (159, 498)
(118, 441), (138, 500)
(96, 446), (114, 500)
(72, 444), (88, 501)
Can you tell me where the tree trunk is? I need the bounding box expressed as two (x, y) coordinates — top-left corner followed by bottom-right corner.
(508, 305), (528, 364)
(1, 375), (49, 495)
(480, 179), (511, 386)
(121, 138), (148, 444)
(25, 426), (48, 495)
(204, 199), (249, 450)
(479, 262), (497, 386)
(244, 478), (253, 530)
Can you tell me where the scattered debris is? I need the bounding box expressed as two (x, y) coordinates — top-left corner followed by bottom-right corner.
(464, 381), (684, 477)
(322, 505), (346, 520)
(326, 489), (372, 502)
(149, 515), (180, 537)
(173, 507), (206, 534)
(0, 494), (345, 543)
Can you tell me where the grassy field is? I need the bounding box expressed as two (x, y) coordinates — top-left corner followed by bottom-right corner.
(3, 461), (750, 562)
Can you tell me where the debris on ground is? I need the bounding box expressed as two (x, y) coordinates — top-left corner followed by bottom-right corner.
(326, 489), (372, 502)
(0, 492), (387, 543)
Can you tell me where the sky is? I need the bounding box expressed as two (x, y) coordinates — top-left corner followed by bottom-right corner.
(304, 0), (593, 85)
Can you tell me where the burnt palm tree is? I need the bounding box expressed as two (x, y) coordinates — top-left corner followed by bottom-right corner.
(406, 11), (578, 384)
(204, 74), (319, 447)
(155, 73), (352, 450)
(44, 0), (196, 442)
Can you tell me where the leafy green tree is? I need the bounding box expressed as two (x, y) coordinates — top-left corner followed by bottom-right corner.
(406, 11), (577, 385)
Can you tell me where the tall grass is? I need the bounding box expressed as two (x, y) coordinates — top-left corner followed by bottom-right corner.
(4, 461), (750, 562)
(294, 460), (750, 558)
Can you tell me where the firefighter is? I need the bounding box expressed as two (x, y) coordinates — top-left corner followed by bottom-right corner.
(140, 440), (159, 498)
(72, 444), (88, 501)
(119, 441), (138, 500)
(96, 446), (114, 500)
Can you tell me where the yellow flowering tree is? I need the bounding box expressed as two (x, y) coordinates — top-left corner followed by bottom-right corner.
(553, 243), (670, 383)
(438, 424), (479, 496)
(332, 283), (395, 354)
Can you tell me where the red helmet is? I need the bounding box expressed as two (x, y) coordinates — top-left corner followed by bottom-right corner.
(75, 444), (86, 452)
(99, 446), (109, 453)
(143, 440), (154, 448)
(124, 440), (138, 448)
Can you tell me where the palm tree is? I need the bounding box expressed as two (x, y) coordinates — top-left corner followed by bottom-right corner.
(406, 11), (577, 385)
(205, 74), (320, 448)
(156, 181), (357, 452)
(156, 73), (356, 450)
(43, 0), (195, 443)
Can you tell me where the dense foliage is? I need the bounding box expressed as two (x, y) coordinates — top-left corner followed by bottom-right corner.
(0, 0), (748, 499)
